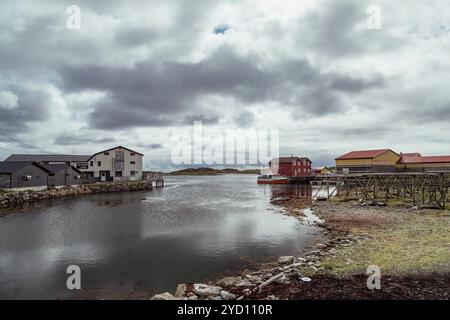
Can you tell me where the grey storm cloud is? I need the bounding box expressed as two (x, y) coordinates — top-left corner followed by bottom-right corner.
(0, 85), (51, 133)
(296, 0), (403, 57)
(234, 110), (255, 128)
(417, 95), (450, 121)
(114, 27), (157, 47)
(58, 45), (385, 129)
(54, 134), (117, 146)
(138, 143), (163, 150)
(1, 0), (450, 165)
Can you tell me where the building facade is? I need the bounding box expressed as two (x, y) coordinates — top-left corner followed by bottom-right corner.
(335, 149), (401, 174)
(84, 146), (143, 182)
(4, 146), (144, 183)
(40, 164), (82, 188)
(0, 162), (50, 191)
(397, 156), (450, 172)
(269, 157), (312, 177)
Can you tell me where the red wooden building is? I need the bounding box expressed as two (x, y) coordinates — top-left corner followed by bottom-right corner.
(268, 157), (312, 177)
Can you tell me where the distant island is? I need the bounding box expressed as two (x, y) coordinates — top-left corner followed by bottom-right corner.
(143, 168), (261, 176)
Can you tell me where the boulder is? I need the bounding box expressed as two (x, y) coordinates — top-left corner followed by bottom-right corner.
(174, 284), (187, 298)
(236, 279), (253, 287)
(151, 292), (176, 300)
(219, 290), (236, 300)
(278, 256), (294, 265)
(245, 275), (262, 284)
(194, 284), (223, 297)
(217, 276), (241, 287)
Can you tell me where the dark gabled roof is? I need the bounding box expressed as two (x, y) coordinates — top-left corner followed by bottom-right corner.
(4, 154), (91, 162)
(0, 161), (50, 174)
(89, 146), (144, 159)
(39, 164), (82, 174)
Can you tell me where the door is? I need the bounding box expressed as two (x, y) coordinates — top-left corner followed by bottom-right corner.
(100, 170), (111, 182)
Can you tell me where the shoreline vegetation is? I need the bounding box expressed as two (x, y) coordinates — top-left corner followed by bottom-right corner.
(149, 197), (449, 300)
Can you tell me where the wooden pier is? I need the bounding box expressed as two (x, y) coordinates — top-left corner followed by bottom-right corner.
(312, 172), (450, 209)
(288, 176), (315, 184)
(145, 174), (164, 189)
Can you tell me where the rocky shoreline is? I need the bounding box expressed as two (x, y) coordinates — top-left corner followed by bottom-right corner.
(150, 202), (359, 301)
(150, 199), (449, 300)
(0, 181), (153, 209)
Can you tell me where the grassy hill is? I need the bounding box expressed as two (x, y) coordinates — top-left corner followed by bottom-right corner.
(168, 167), (260, 175)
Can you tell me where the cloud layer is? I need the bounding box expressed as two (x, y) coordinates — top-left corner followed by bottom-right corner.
(1, 0), (450, 169)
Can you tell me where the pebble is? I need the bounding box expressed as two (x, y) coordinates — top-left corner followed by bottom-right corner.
(278, 256), (295, 265)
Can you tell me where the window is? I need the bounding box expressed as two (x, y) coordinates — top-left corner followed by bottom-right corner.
(130, 161), (136, 165)
(77, 162), (88, 169)
(98, 161), (101, 167)
(130, 171), (136, 176)
(115, 171), (122, 177)
(36, 176), (41, 180)
(90, 161), (93, 167)
(130, 152), (135, 156)
(104, 152), (109, 155)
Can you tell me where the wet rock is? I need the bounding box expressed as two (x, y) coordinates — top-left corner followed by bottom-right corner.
(0, 181), (153, 209)
(219, 290), (236, 300)
(217, 276), (241, 287)
(278, 256), (294, 265)
(246, 275), (262, 284)
(242, 288), (252, 295)
(316, 243), (327, 249)
(174, 284), (187, 298)
(194, 284), (223, 297)
(151, 292), (176, 300)
(236, 279), (253, 287)
(187, 295), (198, 300)
(275, 274), (290, 284)
(266, 295), (279, 300)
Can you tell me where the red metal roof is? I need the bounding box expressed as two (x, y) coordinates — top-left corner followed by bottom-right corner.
(270, 157), (311, 163)
(400, 152), (421, 157)
(399, 156), (450, 164)
(335, 149), (395, 160)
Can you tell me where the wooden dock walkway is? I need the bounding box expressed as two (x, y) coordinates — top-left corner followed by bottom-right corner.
(311, 172), (450, 209)
(145, 174), (164, 189)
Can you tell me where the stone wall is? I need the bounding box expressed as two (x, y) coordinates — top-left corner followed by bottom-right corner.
(0, 181), (153, 208)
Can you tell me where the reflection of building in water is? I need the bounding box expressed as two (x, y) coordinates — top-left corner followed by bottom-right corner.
(269, 184), (312, 200)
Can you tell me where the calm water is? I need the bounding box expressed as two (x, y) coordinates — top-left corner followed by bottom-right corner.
(0, 175), (323, 299)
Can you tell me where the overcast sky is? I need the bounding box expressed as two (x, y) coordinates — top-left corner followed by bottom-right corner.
(0, 0), (449, 170)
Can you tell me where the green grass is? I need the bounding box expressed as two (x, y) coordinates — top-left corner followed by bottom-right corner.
(320, 212), (450, 275)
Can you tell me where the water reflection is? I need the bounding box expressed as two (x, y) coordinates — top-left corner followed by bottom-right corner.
(269, 184), (313, 200)
(0, 175), (324, 299)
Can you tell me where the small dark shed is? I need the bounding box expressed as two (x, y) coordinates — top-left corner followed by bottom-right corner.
(0, 162), (49, 190)
(40, 164), (82, 188)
